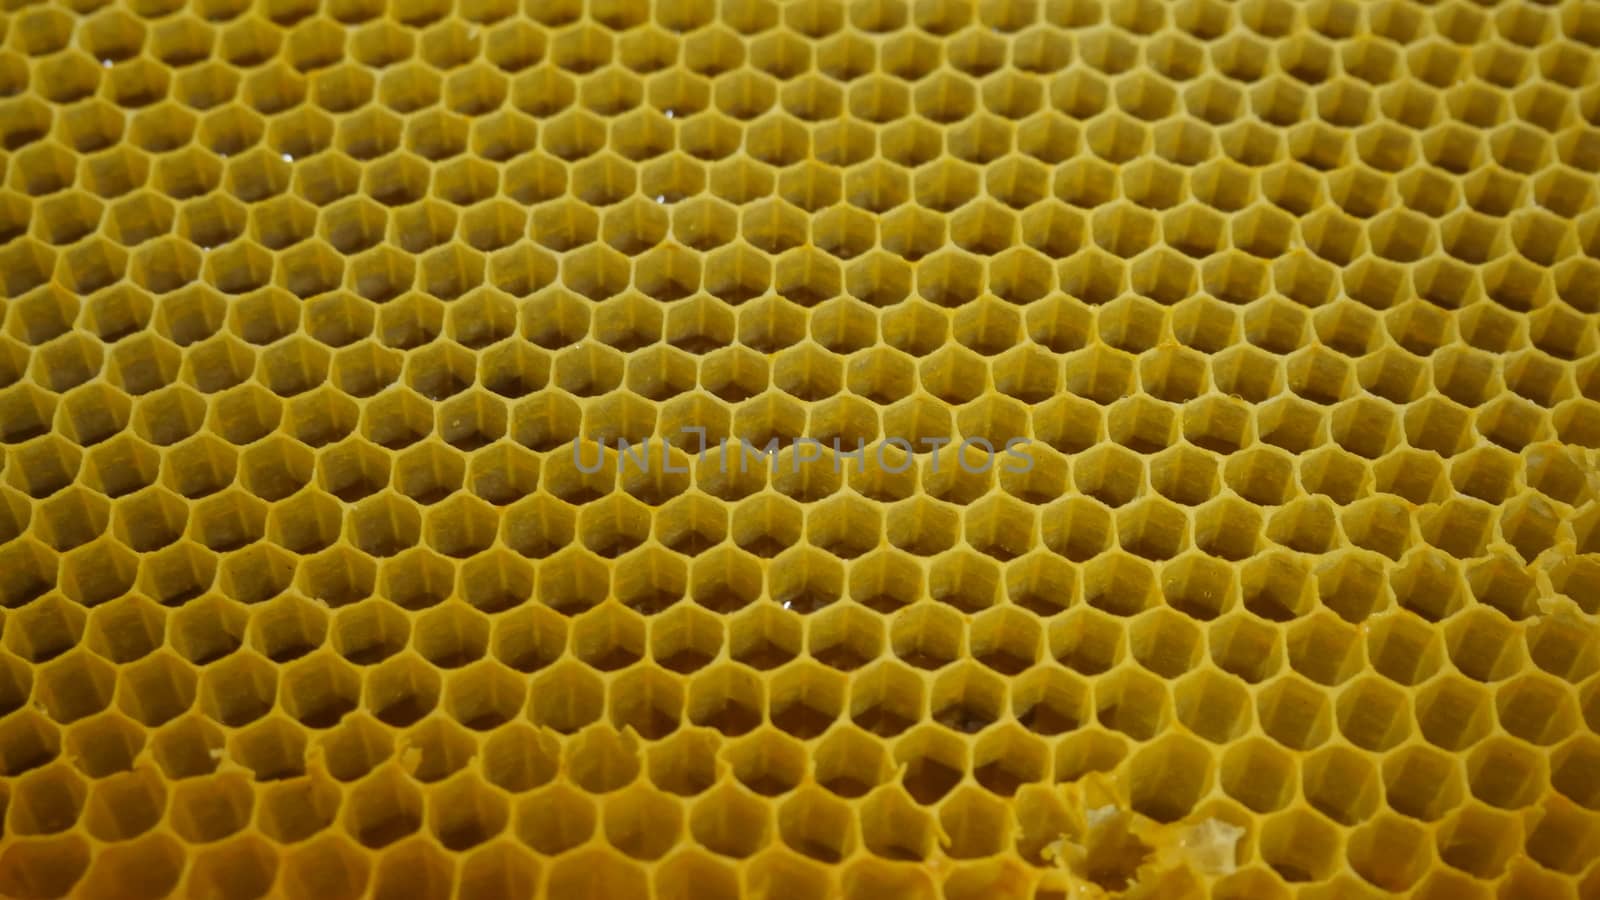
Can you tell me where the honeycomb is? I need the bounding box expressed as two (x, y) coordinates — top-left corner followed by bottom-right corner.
(1, 0), (1600, 896)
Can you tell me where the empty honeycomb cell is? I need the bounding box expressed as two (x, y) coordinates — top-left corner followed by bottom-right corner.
(1526, 613), (1600, 684)
(1089, 664), (1170, 742)
(1383, 743), (1469, 822)
(187, 834), (284, 900)
(1496, 673), (1583, 746)
(275, 832), (366, 896)
(7, 761), (87, 838)
(1217, 735), (1297, 816)
(1434, 803), (1524, 882)
(1173, 667), (1252, 745)
(63, 711), (148, 780)
(1348, 813), (1439, 892)
(75, 832), (185, 900)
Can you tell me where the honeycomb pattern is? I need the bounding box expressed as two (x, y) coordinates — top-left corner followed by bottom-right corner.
(1, 0), (1600, 897)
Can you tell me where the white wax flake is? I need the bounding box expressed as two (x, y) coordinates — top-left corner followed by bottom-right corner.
(399, 745), (423, 773)
(1177, 818), (1244, 876)
(1041, 836), (1074, 868)
(1085, 805), (1120, 829)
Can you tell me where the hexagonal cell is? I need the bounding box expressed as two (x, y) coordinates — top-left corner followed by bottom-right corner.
(717, 727), (802, 800)
(1081, 550), (1158, 621)
(1155, 554), (1231, 624)
(560, 723), (640, 794)
(27, 647), (117, 727)
(795, 595), (874, 668)
(1128, 606), (1203, 679)
(580, 776), (676, 861)
(6, 761), (87, 837)
(77, 758), (167, 841)
(58, 709), (146, 779)
(633, 586), (717, 666)
(685, 661), (764, 737)
(1094, 665), (1170, 741)
(68, 828), (186, 900)
(0, 703), (62, 780)
(1527, 611), (1600, 684)
(1364, 611), (1446, 687)
(930, 662), (1005, 734)
(1438, 606), (1522, 684)
(611, 703), (711, 796)
(1048, 605), (1126, 677)
(252, 826), (353, 896)
(884, 603), (956, 674)
(757, 785), (852, 872)
(183, 832), (283, 896)
(1257, 807), (1343, 884)
(1331, 673), (1411, 754)
(325, 597), (407, 669)
(52, 541), (132, 616)
(312, 713), (393, 788)
(3, 594), (84, 666)
(1284, 610), (1365, 687)
(116, 648), (200, 728)
(356, 652), (439, 730)
(1293, 742), (1380, 833)
(1434, 803), (1523, 880)
(1218, 735), (1296, 815)
(687, 781), (770, 858)
(544, 846), (649, 900)
(596, 652), (684, 735)
(1174, 668), (1252, 744)
(927, 549), (1001, 614)
(1234, 551), (1312, 625)
(1550, 555), (1600, 617)
(836, 655), (924, 739)
(278, 650), (361, 728)
(167, 769), (256, 845)
(1496, 672), (1581, 745)
(342, 764), (426, 852)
